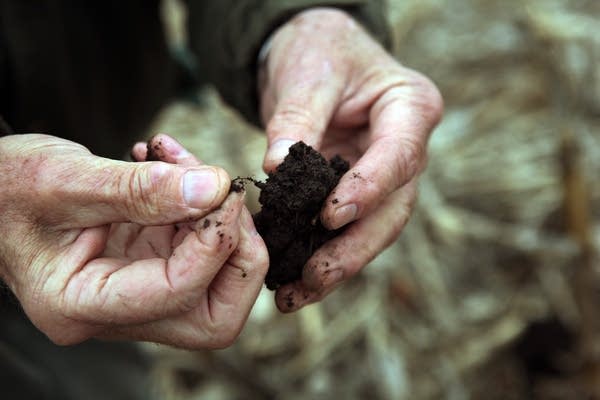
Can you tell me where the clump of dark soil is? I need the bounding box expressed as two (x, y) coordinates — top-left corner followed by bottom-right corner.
(253, 142), (349, 290)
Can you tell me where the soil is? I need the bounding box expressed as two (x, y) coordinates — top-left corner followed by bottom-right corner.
(143, 138), (349, 290)
(253, 142), (349, 290)
(145, 139), (164, 161)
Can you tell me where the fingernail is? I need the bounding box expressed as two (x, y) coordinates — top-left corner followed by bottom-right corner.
(331, 204), (357, 229)
(161, 135), (191, 159)
(266, 139), (296, 165)
(183, 169), (220, 208)
(174, 146), (192, 160)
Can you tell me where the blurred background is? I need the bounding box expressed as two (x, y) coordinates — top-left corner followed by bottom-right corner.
(147, 0), (600, 398)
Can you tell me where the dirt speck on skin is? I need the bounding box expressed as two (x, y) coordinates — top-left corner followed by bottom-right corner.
(145, 138), (164, 161)
(230, 178), (245, 193)
(253, 141), (349, 290)
(230, 176), (258, 193)
(285, 292), (294, 309)
(202, 219), (211, 229)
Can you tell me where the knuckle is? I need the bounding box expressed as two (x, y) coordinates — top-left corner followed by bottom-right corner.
(395, 136), (426, 180)
(246, 239), (270, 276)
(409, 71), (444, 126)
(203, 322), (241, 349)
(119, 164), (167, 221)
(357, 175), (387, 207)
(173, 290), (204, 314)
(267, 103), (320, 138)
(387, 213), (409, 246)
(256, 249), (270, 276)
(384, 188), (418, 248)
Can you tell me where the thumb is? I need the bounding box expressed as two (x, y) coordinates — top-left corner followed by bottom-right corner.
(262, 72), (344, 172)
(47, 157), (231, 227)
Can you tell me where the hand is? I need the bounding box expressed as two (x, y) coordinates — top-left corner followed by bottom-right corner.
(259, 8), (443, 311)
(0, 134), (268, 349)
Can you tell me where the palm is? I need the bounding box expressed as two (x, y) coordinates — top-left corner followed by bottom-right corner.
(319, 126), (367, 166)
(103, 222), (191, 260)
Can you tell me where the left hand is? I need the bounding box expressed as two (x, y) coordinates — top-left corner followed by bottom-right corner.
(259, 8), (443, 311)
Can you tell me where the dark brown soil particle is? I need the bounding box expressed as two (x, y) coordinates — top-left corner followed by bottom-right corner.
(230, 176), (260, 193)
(253, 141), (349, 290)
(230, 178), (246, 193)
(145, 140), (164, 161)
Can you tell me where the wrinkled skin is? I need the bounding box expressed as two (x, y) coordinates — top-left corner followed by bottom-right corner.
(0, 134), (268, 349)
(0, 7), (442, 348)
(259, 8), (443, 311)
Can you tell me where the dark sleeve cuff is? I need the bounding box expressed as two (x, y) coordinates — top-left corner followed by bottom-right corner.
(0, 115), (14, 136)
(185, 0), (390, 127)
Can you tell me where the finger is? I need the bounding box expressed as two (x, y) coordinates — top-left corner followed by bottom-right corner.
(321, 73), (442, 230)
(99, 207), (269, 349)
(276, 179), (418, 312)
(145, 134), (203, 166)
(205, 207), (268, 312)
(132, 134), (206, 252)
(60, 192), (245, 325)
(262, 59), (346, 172)
(38, 156), (231, 228)
(131, 142), (148, 161)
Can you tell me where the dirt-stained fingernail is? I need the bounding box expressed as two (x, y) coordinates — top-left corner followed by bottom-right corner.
(331, 203), (357, 229)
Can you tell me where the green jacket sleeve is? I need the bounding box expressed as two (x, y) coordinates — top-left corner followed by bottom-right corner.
(184, 0), (390, 126)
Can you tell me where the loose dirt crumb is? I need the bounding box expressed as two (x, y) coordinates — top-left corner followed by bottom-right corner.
(230, 176), (258, 193)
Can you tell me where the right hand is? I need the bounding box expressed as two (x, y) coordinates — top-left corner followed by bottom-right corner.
(0, 134), (268, 349)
